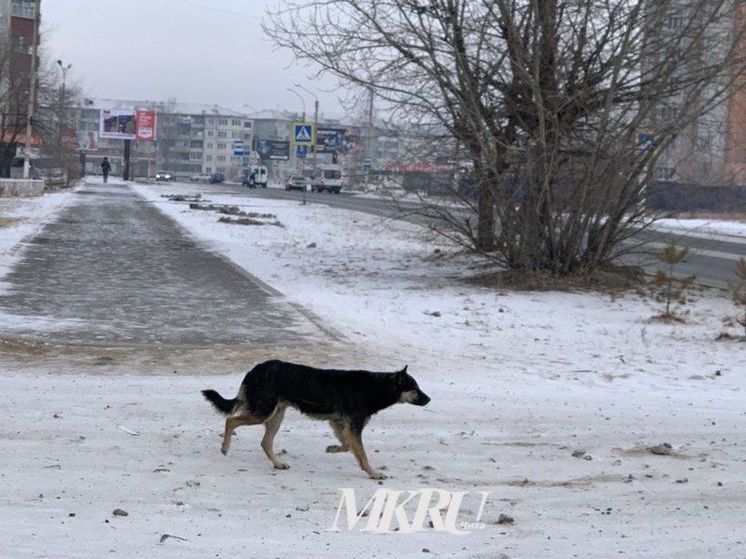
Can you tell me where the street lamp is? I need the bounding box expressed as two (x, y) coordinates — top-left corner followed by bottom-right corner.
(286, 88), (305, 121)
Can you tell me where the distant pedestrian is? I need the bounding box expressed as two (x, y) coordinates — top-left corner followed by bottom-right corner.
(101, 157), (111, 183)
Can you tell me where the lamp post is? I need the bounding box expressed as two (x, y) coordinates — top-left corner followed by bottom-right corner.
(286, 88), (305, 121)
(57, 60), (72, 183)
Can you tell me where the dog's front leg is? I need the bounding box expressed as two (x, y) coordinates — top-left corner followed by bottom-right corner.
(343, 422), (386, 480)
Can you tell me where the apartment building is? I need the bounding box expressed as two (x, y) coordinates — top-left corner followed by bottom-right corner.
(0, 0), (41, 176)
(650, 3), (745, 187)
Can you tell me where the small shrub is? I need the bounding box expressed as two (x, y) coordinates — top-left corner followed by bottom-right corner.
(650, 241), (696, 320)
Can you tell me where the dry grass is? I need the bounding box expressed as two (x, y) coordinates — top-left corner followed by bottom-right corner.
(0, 216), (21, 228)
(464, 264), (645, 292)
(672, 211), (746, 222)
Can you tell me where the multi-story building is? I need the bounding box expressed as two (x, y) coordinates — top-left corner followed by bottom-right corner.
(650, 3), (745, 187)
(0, 0), (41, 176)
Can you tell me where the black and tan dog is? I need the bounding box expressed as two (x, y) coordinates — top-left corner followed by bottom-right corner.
(202, 359), (430, 479)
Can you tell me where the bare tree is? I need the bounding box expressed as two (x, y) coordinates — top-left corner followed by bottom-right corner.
(266, 0), (746, 275)
(0, 37), (81, 180)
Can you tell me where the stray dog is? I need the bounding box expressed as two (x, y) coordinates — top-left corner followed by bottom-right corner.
(202, 359), (430, 479)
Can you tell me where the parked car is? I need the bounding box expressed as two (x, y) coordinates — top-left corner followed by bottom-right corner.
(209, 173), (225, 184)
(191, 173), (212, 183)
(285, 174), (307, 191)
(154, 170), (174, 182)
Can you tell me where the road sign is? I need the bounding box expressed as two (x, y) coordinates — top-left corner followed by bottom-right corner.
(637, 133), (657, 152)
(296, 145), (308, 159)
(293, 122), (315, 146)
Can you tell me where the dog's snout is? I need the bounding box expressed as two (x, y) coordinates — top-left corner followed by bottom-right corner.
(417, 391), (431, 406)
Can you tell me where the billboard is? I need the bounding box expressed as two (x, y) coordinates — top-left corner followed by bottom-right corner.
(315, 127), (360, 154)
(255, 139), (290, 161)
(100, 109), (137, 139)
(135, 110), (157, 141)
(100, 108), (157, 141)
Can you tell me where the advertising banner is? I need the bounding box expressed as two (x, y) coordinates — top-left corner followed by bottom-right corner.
(255, 139), (290, 161)
(135, 110), (157, 141)
(100, 109), (137, 139)
(315, 127), (360, 154)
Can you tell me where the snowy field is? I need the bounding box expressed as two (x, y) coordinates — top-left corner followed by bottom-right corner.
(1, 180), (745, 558)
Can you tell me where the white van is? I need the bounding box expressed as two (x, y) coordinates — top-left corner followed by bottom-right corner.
(311, 164), (343, 193)
(242, 165), (268, 188)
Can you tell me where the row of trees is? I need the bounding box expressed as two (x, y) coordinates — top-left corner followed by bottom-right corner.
(0, 37), (81, 179)
(267, 0), (746, 276)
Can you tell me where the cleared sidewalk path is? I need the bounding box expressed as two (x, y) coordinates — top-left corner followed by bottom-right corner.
(0, 181), (323, 347)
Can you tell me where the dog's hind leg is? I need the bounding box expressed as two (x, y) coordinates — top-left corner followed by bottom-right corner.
(342, 420), (386, 480)
(326, 419), (350, 453)
(261, 405), (289, 470)
(221, 414), (265, 455)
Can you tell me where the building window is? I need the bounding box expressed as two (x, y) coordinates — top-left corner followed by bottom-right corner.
(217, 131), (227, 138)
(231, 119), (242, 127)
(206, 142), (213, 149)
(205, 167), (212, 173)
(216, 167), (225, 173)
(12, 0), (37, 18)
(207, 130), (214, 137)
(231, 131), (241, 139)
(207, 119), (214, 125)
(206, 155), (213, 161)
(218, 119), (228, 125)
(244, 121), (252, 128)
(217, 142), (226, 149)
(217, 155), (226, 161)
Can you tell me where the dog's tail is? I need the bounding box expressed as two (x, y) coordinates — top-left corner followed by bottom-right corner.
(202, 389), (237, 415)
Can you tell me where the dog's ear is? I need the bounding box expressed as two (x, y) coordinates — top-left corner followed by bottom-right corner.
(400, 365), (408, 374)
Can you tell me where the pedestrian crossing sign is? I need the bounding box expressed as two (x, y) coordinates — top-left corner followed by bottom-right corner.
(293, 122), (315, 146)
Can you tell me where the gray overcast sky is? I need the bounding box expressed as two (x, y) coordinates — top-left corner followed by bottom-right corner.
(42, 0), (345, 118)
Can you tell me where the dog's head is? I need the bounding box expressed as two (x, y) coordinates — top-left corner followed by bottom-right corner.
(395, 366), (431, 406)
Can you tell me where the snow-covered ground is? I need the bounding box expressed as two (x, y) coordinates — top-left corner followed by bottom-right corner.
(652, 217), (746, 242)
(2, 180), (746, 558)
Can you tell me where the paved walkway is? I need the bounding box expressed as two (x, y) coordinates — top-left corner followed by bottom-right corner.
(0, 182), (322, 347)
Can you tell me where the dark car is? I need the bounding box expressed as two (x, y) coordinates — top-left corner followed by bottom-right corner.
(154, 170), (174, 182)
(209, 173), (225, 184)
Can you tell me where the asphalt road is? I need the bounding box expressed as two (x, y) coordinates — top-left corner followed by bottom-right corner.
(0, 182), (324, 347)
(215, 183), (745, 287)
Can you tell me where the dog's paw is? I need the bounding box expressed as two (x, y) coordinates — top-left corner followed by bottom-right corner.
(368, 470), (387, 480)
(221, 447), (228, 456)
(326, 444), (349, 453)
(273, 462), (290, 470)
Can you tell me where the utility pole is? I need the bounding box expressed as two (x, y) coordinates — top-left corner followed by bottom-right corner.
(56, 60), (72, 184)
(22, 3), (40, 179)
(364, 88), (374, 180)
(123, 139), (131, 181)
